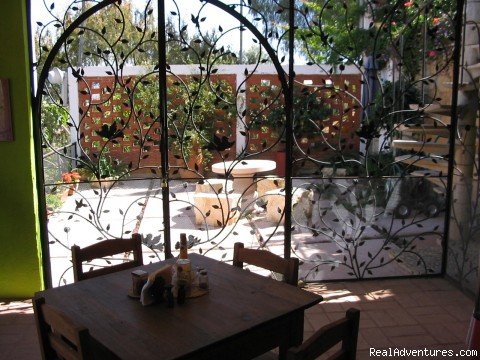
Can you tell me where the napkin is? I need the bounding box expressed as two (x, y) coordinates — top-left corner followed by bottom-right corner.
(140, 265), (172, 306)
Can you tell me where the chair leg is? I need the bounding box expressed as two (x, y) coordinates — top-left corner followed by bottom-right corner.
(279, 312), (304, 359)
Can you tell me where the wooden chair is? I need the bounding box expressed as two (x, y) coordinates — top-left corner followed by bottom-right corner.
(72, 233), (143, 282)
(286, 308), (360, 360)
(233, 242), (299, 286)
(33, 296), (92, 359)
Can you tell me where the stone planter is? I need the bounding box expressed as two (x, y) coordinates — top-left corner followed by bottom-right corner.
(67, 182), (79, 196)
(90, 177), (117, 190)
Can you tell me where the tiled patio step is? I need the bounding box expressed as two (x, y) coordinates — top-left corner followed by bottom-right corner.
(396, 124), (450, 137)
(419, 114), (479, 127)
(395, 155), (448, 172)
(410, 170), (446, 190)
(409, 103), (454, 116)
(397, 156), (466, 178)
(444, 79), (479, 92)
(392, 140), (451, 155)
(465, 62), (480, 80)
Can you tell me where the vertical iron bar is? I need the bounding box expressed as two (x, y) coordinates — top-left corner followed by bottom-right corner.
(421, 6), (427, 103)
(78, 0), (86, 66)
(284, 0), (294, 259)
(461, 3), (467, 85)
(442, 0), (465, 275)
(397, 35), (403, 124)
(158, 0), (172, 258)
(239, 0), (244, 64)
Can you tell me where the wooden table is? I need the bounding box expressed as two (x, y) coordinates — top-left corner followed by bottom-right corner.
(211, 160), (276, 195)
(36, 254), (322, 360)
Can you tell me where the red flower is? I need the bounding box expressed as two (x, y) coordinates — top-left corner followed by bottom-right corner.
(432, 17), (440, 25)
(62, 171), (81, 183)
(404, 1), (413, 7)
(428, 50), (436, 58)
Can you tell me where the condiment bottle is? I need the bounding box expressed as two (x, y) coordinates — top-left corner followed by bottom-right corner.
(179, 233), (188, 259)
(176, 233), (191, 287)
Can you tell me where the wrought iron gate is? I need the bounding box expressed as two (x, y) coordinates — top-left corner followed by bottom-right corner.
(31, 0), (475, 290)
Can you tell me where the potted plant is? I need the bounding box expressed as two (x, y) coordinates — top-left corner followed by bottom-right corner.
(170, 129), (213, 178)
(77, 156), (128, 190)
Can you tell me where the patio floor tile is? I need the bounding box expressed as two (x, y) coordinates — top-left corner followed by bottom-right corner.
(388, 334), (438, 347)
(360, 327), (394, 347)
(381, 324), (426, 337)
(421, 323), (467, 345)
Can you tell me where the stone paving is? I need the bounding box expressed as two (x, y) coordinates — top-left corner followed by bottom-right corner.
(1, 277), (474, 359)
(47, 178), (446, 287)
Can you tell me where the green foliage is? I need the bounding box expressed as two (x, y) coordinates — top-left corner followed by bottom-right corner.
(249, 84), (331, 138)
(63, 1), (156, 66)
(170, 78), (235, 164)
(98, 156), (128, 178)
(324, 150), (403, 177)
(46, 192), (63, 210)
(165, 20), (238, 65)
(41, 101), (70, 149)
(78, 155), (128, 179)
(298, 0), (371, 66)
(372, 0), (455, 80)
(362, 79), (421, 137)
(36, 1), (239, 69)
(134, 76), (235, 167)
(249, 0), (370, 66)
(249, 0), (455, 78)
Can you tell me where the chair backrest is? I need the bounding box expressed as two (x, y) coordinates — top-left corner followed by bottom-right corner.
(71, 233), (143, 282)
(286, 308), (360, 360)
(33, 296), (91, 360)
(232, 242), (299, 286)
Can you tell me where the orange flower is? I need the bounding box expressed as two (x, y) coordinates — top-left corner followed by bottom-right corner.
(62, 171), (81, 183)
(432, 17), (440, 25)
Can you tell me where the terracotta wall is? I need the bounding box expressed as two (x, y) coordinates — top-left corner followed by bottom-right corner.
(78, 74), (237, 175)
(78, 71), (361, 173)
(245, 73), (362, 162)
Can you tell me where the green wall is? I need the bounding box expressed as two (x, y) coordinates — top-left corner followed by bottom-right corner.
(0, 0), (43, 297)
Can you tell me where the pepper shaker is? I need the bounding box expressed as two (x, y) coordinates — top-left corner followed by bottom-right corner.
(165, 285), (174, 308)
(177, 283), (186, 305)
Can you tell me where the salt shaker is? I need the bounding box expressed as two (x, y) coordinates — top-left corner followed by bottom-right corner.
(131, 270), (148, 297)
(198, 270), (209, 290)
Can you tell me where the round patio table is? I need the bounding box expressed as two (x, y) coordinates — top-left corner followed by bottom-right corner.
(211, 160), (276, 196)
